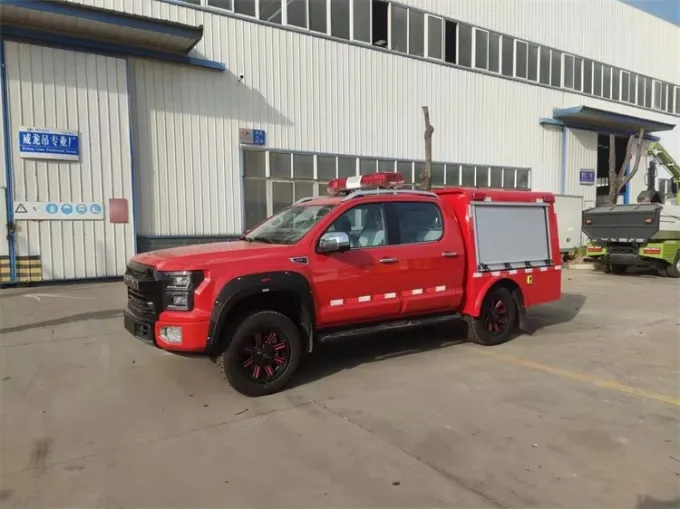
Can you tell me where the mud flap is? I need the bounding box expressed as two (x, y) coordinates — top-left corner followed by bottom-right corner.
(512, 288), (532, 335)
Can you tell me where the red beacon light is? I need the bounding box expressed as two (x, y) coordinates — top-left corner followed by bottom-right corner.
(327, 172), (406, 196)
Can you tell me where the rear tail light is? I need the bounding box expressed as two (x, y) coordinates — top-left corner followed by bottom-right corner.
(644, 218), (653, 224)
(643, 247), (661, 255)
(585, 219), (593, 225)
(587, 246), (603, 253)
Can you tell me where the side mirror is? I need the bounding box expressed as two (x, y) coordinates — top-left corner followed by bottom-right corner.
(317, 232), (351, 254)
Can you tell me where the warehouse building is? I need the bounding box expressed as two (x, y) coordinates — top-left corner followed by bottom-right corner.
(0, 0), (678, 283)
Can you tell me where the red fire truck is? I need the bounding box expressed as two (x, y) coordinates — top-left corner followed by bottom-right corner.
(123, 172), (562, 396)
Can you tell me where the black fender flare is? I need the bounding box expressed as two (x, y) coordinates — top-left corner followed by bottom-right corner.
(206, 271), (315, 354)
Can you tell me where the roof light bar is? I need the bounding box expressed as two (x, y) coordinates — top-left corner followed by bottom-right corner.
(327, 172), (406, 196)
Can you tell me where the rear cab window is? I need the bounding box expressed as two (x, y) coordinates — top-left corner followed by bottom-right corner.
(387, 201), (444, 245)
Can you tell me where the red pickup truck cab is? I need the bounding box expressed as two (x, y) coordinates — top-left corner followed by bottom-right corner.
(124, 172), (561, 396)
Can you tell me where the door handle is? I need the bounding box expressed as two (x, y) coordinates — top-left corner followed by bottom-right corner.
(442, 251), (459, 258)
(379, 257), (399, 264)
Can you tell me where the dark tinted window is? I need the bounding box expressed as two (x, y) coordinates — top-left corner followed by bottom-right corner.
(515, 41), (528, 79)
(593, 62), (602, 96)
(489, 33), (500, 72)
(458, 24), (473, 67)
(550, 50), (562, 87)
(391, 202), (443, 245)
(310, 0), (327, 33)
(621, 72), (630, 102)
(539, 47), (550, 85)
(603, 66), (611, 99)
(259, 0), (282, 23)
(287, 0), (307, 28)
(583, 59), (593, 94)
(391, 4), (408, 52)
(234, 0), (255, 16)
(353, 0), (371, 42)
(612, 69), (620, 100)
(574, 57), (582, 91)
(331, 0), (350, 39)
(528, 44), (538, 81)
(645, 77), (653, 108)
(409, 10), (425, 56)
(428, 16), (443, 59)
(475, 29), (488, 70)
(564, 54), (574, 88)
(501, 37), (514, 77)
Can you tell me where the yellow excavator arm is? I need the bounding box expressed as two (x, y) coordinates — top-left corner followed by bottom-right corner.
(648, 142), (680, 202)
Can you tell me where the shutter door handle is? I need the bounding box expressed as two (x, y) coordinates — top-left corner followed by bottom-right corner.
(442, 252), (459, 258)
(379, 257), (399, 264)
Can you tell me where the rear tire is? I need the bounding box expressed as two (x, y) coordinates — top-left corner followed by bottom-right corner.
(665, 252), (680, 278)
(217, 310), (302, 397)
(610, 264), (627, 275)
(465, 287), (517, 346)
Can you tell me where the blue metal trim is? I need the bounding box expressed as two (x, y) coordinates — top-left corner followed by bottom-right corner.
(623, 163), (631, 204)
(561, 127), (568, 194)
(0, 38), (16, 282)
(0, 0), (203, 45)
(540, 118), (661, 142)
(1, 27), (225, 71)
(126, 59), (138, 255)
(552, 105), (675, 132)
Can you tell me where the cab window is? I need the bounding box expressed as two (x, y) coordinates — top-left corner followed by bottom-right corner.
(326, 203), (386, 248)
(390, 202), (443, 244)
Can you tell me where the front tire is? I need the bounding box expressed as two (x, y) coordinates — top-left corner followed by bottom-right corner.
(665, 251), (680, 278)
(465, 287), (517, 346)
(217, 310), (302, 397)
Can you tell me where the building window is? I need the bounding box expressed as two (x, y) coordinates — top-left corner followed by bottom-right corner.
(636, 75), (645, 106)
(501, 36), (514, 77)
(675, 87), (680, 114)
(461, 165), (475, 186)
(378, 160), (395, 172)
(360, 158), (377, 175)
(564, 54), (574, 89)
(317, 155), (337, 181)
(583, 59), (593, 94)
(244, 149), (266, 177)
(593, 62), (602, 96)
(612, 68), (620, 100)
(474, 28), (489, 70)
(338, 156), (356, 177)
(458, 24), (473, 67)
(653, 80), (662, 110)
(390, 4), (408, 53)
(409, 9), (425, 56)
(476, 166), (489, 187)
(603, 65), (611, 99)
(539, 47), (550, 85)
(260, 0), (282, 23)
(207, 0), (232, 10)
(331, 0), (350, 39)
(621, 71), (630, 102)
(446, 164), (460, 186)
(372, 0), (388, 47)
(528, 44), (538, 82)
(444, 21), (457, 64)
(234, 0), (256, 16)
(550, 50), (562, 87)
(490, 167), (503, 188)
(310, 0), (327, 33)
(645, 77), (653, 108)
(503, 169), (515, 188)
(427, 15), (443, 60)
(270, 151), (292, 178)
(294, 154), (314, 179)
(287, 0), (308, 28)
(661, 83), (669, 112)
(515, 40), (528, 79)
(489, 33), (500, 73)
(517, 169), (530, 189)
(397, 161), (413, 181)
(353, 0), (371, 42)
(431, 163), (445, 187)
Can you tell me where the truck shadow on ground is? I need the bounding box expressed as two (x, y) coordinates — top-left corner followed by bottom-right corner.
(291, 292), (586, 389)
(635, 496), (680, 509)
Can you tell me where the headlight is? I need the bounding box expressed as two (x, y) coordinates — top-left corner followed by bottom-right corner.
(161, 271), (204, 311)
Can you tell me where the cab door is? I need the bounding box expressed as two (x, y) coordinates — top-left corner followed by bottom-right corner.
(309, 202), (402, 328)
(386, 200), (466, 314)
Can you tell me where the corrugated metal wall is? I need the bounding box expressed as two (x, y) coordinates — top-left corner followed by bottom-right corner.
(565, 128), (598, 209)
(62, 0), (679, 237)
(5, 42), (135, 280)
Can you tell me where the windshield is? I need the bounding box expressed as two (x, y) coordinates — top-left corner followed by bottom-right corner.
(243, 204), (335, 245)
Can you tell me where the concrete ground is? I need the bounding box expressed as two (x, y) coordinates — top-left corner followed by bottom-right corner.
(0, 269), (678, 509)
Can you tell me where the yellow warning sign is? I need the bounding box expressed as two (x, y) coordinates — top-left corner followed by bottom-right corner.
(526, 275), (533, 285)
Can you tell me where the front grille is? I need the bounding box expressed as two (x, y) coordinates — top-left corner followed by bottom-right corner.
(125, 262), (162, 321)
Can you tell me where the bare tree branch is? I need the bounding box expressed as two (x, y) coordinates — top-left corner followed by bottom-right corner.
(420, 106), (434, 191)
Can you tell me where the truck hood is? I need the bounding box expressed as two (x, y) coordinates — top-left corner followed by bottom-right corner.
(131, 241), (293, 271)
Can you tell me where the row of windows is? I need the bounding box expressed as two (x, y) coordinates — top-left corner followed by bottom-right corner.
(242, 148), (531, 228)
(177, 0), (680, 116)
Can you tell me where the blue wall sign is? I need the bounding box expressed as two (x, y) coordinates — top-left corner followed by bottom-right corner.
(579, 169), (595, 185)
(239, 128), (266, 146)
(18, 127), (80, 161)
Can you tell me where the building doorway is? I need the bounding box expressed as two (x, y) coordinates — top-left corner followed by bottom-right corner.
(596, 134), (629, 205)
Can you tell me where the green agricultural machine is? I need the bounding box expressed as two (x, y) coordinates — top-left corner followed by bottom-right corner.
(582, 142), (680, 278)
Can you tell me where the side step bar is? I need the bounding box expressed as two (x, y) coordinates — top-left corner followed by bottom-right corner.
(316, 312), (461, 343)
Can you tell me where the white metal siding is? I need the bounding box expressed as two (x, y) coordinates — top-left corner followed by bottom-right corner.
(5, 42), (134, 280)
(565, 128), (598, 210)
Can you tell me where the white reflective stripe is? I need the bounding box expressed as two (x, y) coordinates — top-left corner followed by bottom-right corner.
(473, 273), (482, 278)
(330, 299), (344, 307)
(539, 267), (548, 272)
(435, 285), (446, 292)
(508, 270), (518, 275)
(555, 265), (562, 270)
(358, 295), (371, 303)
(525, 268), (533, 273)
(412, 289), (424, 295)
(491, 271), (501, 277)
(345, 175), (363, 189)
(384, 292), (397, 299)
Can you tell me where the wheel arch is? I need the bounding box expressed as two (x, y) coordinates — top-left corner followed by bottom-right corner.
(206, 271), (315, 356)
(468, 277), (527, 331)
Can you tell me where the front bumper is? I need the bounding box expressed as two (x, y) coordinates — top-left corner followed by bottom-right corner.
(123, 307), (210, 352)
